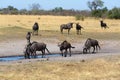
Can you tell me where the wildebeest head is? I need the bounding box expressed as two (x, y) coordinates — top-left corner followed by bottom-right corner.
(58, 40), (70, 51)
(67, 23), (73, 28)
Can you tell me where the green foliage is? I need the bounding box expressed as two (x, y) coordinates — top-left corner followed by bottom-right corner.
(52, 7), (63, 12)
(75, 15), (84, 21)
(87, 0), (104, 11)
(108, 7), (120, 19)
(91, 7), (108, 18)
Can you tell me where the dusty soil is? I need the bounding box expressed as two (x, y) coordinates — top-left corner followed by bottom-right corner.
(0, 39), (120, 62)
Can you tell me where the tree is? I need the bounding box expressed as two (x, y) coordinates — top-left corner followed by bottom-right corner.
(87, 0), (107, 18)
(87, 0), (104, 11)
(52, 7), (63, 12)
(108, 7), (120, 19)
(30, 3), (41, 11)
(30, 3), (41, 14)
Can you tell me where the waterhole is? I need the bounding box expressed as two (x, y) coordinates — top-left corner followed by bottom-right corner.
(0, 54), (60, 62)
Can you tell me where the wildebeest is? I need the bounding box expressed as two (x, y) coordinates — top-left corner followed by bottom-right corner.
(75, 23), (84, 35)
(100, 20), (109, 29)
(60, 22), (73, 34)
(32, 22), (39, 35)
(58, 40), (75, 57)
(26, 32), (32, 44)
(83, 38), (100, 53)
(24, 41), (51, 58)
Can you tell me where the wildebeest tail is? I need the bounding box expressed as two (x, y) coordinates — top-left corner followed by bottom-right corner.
(71, 46), (75, 48)
(45, 48), (51, 54)
(97, 44), (101, 50)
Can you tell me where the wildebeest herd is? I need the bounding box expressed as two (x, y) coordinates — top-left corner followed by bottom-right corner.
(24, 20), (108, 59)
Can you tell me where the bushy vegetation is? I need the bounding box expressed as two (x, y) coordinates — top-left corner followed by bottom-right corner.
(108, 7), (120, 19)
(0, 0), (120, 19)
(75, 15), (84, 21)
(87, 0), (120, 19)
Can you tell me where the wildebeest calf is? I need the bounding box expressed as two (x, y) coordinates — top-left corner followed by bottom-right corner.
(58, 40), (75, 57)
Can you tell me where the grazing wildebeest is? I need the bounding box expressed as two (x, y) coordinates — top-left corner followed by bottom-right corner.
(26, 32), (32, 44)
(100, 20), (109, 29)
(32, 22), (39, 35)
(75, 23), (84, 35)
(60, 22), (73, 34)
(24, 41), (51, 58)
(83, 38), (100, 53)
(58, 40), (75, 57)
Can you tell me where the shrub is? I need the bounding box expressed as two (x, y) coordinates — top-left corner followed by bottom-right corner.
(108, 7), (120, 19)
(75, 15), (84, 21)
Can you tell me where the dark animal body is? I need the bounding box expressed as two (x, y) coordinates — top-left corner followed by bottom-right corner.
(76, 23), (84, 35)
(60, 23), (73, 34)
(58, 40), (75, 57)
(26, 32), (32, 44)
(32, 22), (39, 35)
(24, 41), (50, 59)
(83, 38), (100, 53)
(100, 20), (109, 29)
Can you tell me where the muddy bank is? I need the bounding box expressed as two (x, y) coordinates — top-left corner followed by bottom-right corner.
(0, 39), (120, 58)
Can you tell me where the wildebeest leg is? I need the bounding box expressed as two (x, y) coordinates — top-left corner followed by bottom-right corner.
(92, 47), (95, 53)
(64, 49), (67, 57)
(24, 51), (30, 59)
(83, 48), (87, 54)
(80, 30), (82, 35)
(96, 45), (98, 52)
(31, 52), (34, 58)
(60, 28), (63, 34)
(34, 51), (37, 58)
(27, 52), (30, 59)
(88, 48), (91, 53)
(68, 29), (70, 34)
(101, 27), (104, 29)
(69, 48), (71, 56)
(41, 50), (45, 58)
(36, 30), (38, 35)
(61, 51), (63, 56)
(77, 30), (79, 35)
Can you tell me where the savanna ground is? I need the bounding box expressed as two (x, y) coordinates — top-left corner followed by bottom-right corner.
(0, 15), (120, 80)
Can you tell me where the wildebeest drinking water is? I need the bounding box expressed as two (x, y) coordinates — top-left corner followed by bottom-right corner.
(32, 22), (39, 35)
(100, 20), (109, 29)
(83, 38), (100, 53)
(24, 41), (51, 58)
(60, 22), (73, 34)
(58, 40), (75, 57)
(75, 23), (84, 35)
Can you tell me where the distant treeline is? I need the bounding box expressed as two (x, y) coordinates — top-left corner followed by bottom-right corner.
(0, 5), (120, 19)
(0, 6), (90, 16)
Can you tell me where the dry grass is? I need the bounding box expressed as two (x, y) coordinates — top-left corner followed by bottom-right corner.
(0, 15), (120, 80)
(0, 56), (120, 80)
(0, 15), (120, 42)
